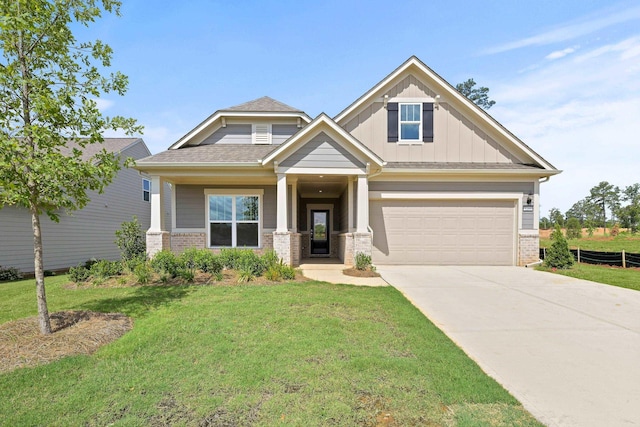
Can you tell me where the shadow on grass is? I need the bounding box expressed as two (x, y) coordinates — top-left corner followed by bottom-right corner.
(79, 285), (194, 318)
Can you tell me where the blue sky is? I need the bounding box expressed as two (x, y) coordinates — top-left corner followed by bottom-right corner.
(88, 0), (640, 217)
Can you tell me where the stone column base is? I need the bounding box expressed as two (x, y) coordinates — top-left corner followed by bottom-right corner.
(147, 231), (170, 258)
(273, 232), (292, 266)
(518, 230), (540, 266)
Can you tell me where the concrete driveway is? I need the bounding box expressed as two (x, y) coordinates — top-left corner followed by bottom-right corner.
(377, 266), (640, 427)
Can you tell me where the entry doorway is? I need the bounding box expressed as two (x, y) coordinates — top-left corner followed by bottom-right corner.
(310, 209), (330, 256)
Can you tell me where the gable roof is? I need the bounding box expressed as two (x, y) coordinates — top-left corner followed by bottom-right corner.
(262, 113), (385, 169)
(334, 56), (558, 172)
(169, 97), (312, 150)
(136, 144), (274, 167)
(58, 138), (147, 161)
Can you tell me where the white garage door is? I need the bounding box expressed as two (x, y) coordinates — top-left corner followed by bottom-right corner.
(370, 199), (516, 265)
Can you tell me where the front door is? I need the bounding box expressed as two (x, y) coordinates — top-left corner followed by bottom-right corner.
(310, 210), (330, 255)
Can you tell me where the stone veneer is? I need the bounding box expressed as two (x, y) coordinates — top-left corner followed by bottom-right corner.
(338, 232), (372, 266)
(146, 231), (170, 257)
(518, 230), (540, 266)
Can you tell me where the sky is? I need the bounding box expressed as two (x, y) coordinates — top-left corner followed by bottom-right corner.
(84, 0), (640, 217)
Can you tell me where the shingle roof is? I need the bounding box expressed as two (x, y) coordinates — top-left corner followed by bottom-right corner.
(384, 162), (544, 170)
(137, 144), (277, 164)
(58, 138), (142, 161)
(223, 96), (303, 113)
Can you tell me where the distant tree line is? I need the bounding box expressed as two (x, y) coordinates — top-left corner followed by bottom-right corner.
(540, 181), (640, 235)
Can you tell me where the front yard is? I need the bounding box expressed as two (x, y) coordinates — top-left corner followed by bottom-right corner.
(0, 275), (541, 426)
(537, 263), (640, 292)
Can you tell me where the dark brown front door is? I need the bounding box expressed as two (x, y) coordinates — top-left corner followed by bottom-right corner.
(310, 210), (330, 255)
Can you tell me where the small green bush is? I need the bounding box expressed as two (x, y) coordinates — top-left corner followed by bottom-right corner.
(69, 264), (90, 283)
(265, 266), (282, 281)
(219, 248), (244, 270)
(115, 216), (146, 260)
(0, 265), (23, 282)
(566, 217), (582, 239)
(261, 250), (280, 270)
(193, 250), (223, 274)
(280, 265), (296, 280)
(122, 256), (145, 274)
(134, 262), (152, 284)
(544, 225), (575, 269)
(90, 260), (122, 278)
(355, 252), (373, 271)
(150, 250), (181, 278)
(237, 267), (255, 283)
(177, 268), (195, 282)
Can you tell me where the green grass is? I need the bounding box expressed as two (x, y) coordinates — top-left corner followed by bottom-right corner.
(537, 263), (640, 292)
(540, 233), (640, 252)
(0, 276), (542, 426)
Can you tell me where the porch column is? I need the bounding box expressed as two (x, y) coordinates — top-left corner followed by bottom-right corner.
(149, 175), (165, 231)
(276, 173), (288, 232)
(147, 175), (169, 257)
(356, 174), (369, 232)
(347, 178), (354, 231)
(291, 177), (298, 233)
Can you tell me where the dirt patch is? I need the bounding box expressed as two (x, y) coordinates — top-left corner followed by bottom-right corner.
(343, 268), (381, 278)
(0, 310), (132, 373)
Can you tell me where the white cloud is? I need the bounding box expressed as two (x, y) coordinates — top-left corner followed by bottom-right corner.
(483, 5), (640, 55)
(545, 46), (578, 60)
(488, 36), (640, 216)
(93, 98), (114, 112)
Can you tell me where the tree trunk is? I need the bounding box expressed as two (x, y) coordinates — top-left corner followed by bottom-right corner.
(30, 205), (51, 335)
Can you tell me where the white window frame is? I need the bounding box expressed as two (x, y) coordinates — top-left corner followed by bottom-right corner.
(252, 123), (272, 145)
(398, 103), (423, 145)
(142, 178), (151, 202)
(205, 189), (264, 248)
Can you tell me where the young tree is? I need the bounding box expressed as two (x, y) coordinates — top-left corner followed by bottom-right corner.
(455, 78), (496, 110)
(617, 184), (640, 232)
(548, 207), (565, 228)
(0, 0), (141, 334)
(587, 181), (620, 234)
(544, 225), (575, 269)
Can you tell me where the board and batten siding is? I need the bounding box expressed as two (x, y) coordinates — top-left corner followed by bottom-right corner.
(342, 74), (520, 164)
(200, 124), (299, 145)
(0, 141), (159, 272)
(175, 185), (277, 230)
(280, 132), (364, 169)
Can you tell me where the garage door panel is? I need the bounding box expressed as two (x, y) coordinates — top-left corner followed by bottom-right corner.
(371, 200), (515, 265)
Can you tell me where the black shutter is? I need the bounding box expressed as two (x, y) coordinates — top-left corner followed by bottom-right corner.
(423, 103), (434, 142)
(387, 102), (398, 142)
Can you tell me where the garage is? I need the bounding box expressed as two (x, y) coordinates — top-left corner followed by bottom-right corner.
(370, 199), (516, 265)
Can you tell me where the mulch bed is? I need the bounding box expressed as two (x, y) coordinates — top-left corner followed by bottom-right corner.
(343, 268), (381, 278)
(0, 311), (132, 374)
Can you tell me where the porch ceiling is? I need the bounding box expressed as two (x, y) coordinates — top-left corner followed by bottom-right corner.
(296, 175), (348, 198)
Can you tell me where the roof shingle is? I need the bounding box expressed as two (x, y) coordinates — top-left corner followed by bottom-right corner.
(223, 96), (303, 113)
(137, 144), (277, 164)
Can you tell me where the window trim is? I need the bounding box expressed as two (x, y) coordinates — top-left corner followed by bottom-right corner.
(398, 102), (423, 145)
(142, 178), (151, 202)
(205, 189), (264, 248)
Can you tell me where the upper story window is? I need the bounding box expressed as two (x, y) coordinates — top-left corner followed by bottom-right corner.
(399, 103), (422, 142)
(387, 101), (434, 144)
(142, 178), (151, 202)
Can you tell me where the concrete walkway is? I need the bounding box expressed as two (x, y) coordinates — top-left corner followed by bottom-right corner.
(299, 259), (388, 286)
(378, 266), (640, 427)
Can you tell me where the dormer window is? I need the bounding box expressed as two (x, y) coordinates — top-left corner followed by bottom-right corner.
(252, 124), (272, 145)
(387, 101), (434, 144)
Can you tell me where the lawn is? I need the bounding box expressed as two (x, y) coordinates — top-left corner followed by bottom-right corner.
(537, 263), (640, 292)
(0, 276), (542, 426)
(539, 232), (640, 252)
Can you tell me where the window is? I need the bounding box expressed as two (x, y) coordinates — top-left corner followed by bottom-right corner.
(399, 103), (422, 142)
(142, 178), (151, 202)
(207, 193), (261, 247)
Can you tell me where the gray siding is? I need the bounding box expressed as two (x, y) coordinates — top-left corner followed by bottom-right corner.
(339, 191), (349, 232)
(522, 195), (535, 230)
(0, 141), (156, 272)
(201, 124), (252, 145)
(369, 181), (534, 194)
(280, 132), (364, 169)
(272, 124), (299, 145)
(174, 184), (277, 230)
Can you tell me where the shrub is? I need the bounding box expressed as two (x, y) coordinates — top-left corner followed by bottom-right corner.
(264, 261), (296, 282)
(544, 225), (575, 269)
(355, 252), (373, 271)
(261, 250), (280, 270)
(69, 264), (90, 283)
(237, 250), (266, 276)
(219, 248), (244, 270)
(90, 260), (122, 278)
(122, 256), (144, 274)
(194, 250), (223, 274)
(565, 217), (582, 239)
(280, 265), (296, 280)
(177, 268), (195, 282)
(237, 267), (255, 283)
(115, 216), (146, 260)
(134, 262), (152, 285)
(265, 266), (282, 281)
(150, 250), (181, 278)
(0, 265), (23, 282)
(179, 247), (200, 273)
(611, 223), (620, 237)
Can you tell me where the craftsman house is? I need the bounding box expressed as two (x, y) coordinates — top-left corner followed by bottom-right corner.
(136, 57), (559, 266)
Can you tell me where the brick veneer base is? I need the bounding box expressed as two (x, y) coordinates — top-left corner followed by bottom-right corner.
(518, 231), (540, 266)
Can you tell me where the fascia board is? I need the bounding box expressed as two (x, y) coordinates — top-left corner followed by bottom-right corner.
(379, 168), (562, 177)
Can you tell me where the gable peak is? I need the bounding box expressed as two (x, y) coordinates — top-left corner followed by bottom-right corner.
(223, 96), (303, 113)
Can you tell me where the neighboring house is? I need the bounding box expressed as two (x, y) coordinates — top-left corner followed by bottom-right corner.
(136, 57), (559, 266)
(0, 138), (169, 273)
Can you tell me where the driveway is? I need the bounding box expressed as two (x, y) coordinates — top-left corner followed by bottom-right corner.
(377, 266), (640, 427)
